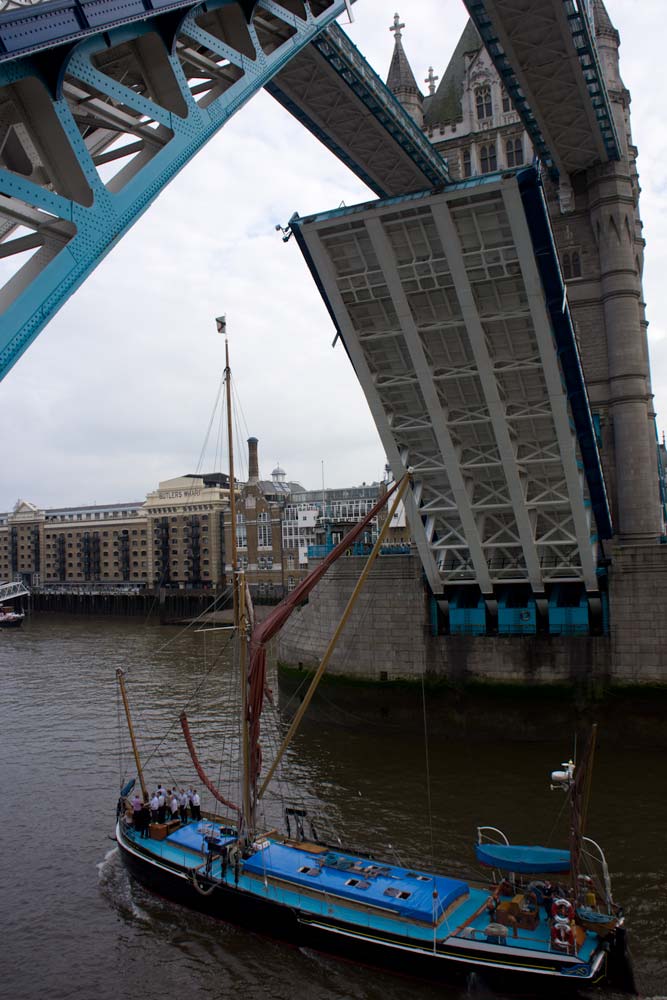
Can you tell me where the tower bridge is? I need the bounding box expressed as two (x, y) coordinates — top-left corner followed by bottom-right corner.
(0, 0), (664, 657)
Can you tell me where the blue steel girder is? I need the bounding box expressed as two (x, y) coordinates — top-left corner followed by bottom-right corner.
(462, 0), (620, 181)
(0, 0), (259, 63)
(0, 0), (355, 380)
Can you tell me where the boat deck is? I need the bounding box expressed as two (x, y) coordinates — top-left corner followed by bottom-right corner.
(121, 821), (599, 962)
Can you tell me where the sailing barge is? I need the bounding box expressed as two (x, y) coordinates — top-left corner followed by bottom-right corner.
(115, 337), (630, 992)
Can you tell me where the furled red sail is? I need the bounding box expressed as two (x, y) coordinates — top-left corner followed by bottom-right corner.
(180, 710), (240, 814)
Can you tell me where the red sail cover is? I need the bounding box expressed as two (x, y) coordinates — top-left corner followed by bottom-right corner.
(247, 477), (404, 792)
(180, 710), (240, 814)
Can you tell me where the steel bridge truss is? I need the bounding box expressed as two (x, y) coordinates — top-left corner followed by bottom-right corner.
(0, 0), (356, 378)
(292, 168), (612, 604)
(463, 0), (620, 181)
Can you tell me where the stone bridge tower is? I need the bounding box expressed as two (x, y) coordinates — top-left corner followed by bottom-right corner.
(388, 2), (662, 542)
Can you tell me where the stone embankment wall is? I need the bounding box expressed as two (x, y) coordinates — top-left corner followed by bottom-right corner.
(608, 542), (667, 682)
(278, 549), (667, 686)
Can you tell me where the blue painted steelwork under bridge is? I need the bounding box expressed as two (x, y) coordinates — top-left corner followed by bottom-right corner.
(0, 0), (448, 379)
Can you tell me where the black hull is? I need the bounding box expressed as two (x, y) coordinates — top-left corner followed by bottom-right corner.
(116, 830), (605, 992)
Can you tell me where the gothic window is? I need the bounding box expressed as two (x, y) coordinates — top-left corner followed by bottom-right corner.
(257, 511), (272, 548)
(236, 513), (247, 549)
(480, 143), (497, 173)
(501, 89), (511, 113)
(562, 249), (582, 280)
(475, 85), (492, 120)
(505, 136), (523, 167)
(463, 149), (472, 178)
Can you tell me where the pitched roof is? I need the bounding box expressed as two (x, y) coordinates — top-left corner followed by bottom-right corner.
(386, 35), (422, 96)
(423, 18), (482, 127)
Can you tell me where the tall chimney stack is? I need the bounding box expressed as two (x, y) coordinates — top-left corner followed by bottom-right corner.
(248, 437), (259, 484)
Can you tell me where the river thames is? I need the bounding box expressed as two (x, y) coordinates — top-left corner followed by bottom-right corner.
(1, 614), (665, 999)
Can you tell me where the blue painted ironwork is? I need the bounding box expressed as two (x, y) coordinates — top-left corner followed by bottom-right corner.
(449, 589), (486, 636)
(516, 166), (613, 540)
(0, 0), (219, 63)
(0, 1), (354, 381)
(498, 587), (536, 635)
(548, 584), (588, 635)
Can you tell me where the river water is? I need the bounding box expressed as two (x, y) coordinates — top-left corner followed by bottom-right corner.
(1, 615), (665, 1000)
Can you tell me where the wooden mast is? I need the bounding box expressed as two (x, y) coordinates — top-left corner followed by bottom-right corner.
(116, 667), (148, 802)
(222, 323), (253, 840)
(225, 333), (239, 625)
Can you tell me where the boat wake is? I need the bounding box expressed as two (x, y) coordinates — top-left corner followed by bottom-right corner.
(96, 844), (118, 877)
(97, 842), (152, 924)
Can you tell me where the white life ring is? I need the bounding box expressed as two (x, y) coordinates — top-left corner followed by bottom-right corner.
(551, 897), (574, 920)
(551, 920), (574, 951)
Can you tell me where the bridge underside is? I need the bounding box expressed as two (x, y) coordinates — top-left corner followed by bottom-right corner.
(267, 22), (449, 199)
(292, 168), (611, 613)
(463, 0), (620, 179)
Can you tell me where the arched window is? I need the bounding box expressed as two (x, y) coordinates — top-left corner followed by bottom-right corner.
(480, 143), (497, 173)
(501, 88), (511, 113)
(571, 251), (581, 277)
(475, 85), (492, 120)
(462, 149), (472, 178)
(505, 136), (523, 167)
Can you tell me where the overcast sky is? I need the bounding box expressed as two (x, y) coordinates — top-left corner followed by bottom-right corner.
(0, 0), (665, 511)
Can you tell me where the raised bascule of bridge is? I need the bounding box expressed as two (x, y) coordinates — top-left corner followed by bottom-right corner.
(0, 0), (664, 678)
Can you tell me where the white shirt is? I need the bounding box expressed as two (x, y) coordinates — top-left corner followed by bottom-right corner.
(192, 793), (201, 807)
(150, 795), (159, 811)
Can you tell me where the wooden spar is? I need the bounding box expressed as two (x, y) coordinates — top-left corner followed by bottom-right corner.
(222, 329), (252, 840)
(258, 473), (411, 800)
(239, 568), (253, 838)
(116, 667), (148, 802)
(225, 336), (239, 625)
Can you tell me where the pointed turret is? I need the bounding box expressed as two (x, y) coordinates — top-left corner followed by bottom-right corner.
(591, 0), (619, 44)
(386, 13), (423, 127)
(591, 0), (624, 97)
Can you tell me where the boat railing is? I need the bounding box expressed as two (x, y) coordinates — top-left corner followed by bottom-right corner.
(476, 825), (509, 846)
(581, 836), (614, 911)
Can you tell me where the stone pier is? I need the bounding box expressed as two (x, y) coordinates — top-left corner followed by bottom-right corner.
(277, 552), (667, 686)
